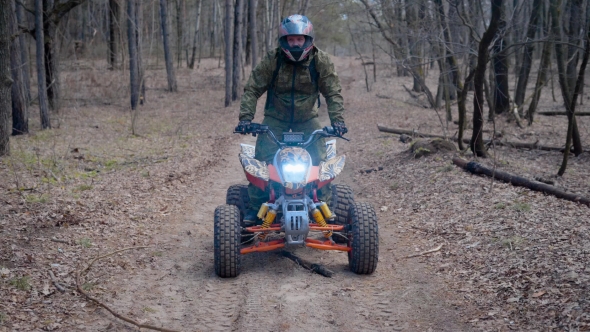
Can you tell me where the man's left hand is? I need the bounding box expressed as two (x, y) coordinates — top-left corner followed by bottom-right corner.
(332, 122), (348, 136)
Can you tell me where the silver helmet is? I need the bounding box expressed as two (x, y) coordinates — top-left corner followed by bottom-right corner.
(279, 14), (314, 62)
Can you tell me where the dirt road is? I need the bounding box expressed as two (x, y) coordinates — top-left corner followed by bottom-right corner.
(89, 128), (469, 332)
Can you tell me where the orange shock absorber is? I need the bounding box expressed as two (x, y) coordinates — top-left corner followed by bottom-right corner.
(311, 208), (332, 238)
(259, 209), (277, 240)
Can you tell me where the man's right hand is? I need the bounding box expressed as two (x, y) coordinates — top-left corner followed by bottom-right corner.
(235, 120), (251, 134)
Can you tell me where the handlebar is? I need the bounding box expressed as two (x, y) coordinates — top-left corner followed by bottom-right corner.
(234, 123), (349, 149)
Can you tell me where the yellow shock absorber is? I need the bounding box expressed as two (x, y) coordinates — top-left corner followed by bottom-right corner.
(259, 209), (277, 240)
(311, 208), (332, 238)
(318, 202), (334, 220)
(257, 203), (270, 220)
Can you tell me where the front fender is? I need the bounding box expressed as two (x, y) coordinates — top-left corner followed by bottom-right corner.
(318, 155), (346, 181)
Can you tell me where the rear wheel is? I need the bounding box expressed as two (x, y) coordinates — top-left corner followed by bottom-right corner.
(226, 184), (254, 242)
(330, 184), (354, 243)
(214, 205), (241, 278)
(226, 184), (250, 219)
(347, 202), (379, 274)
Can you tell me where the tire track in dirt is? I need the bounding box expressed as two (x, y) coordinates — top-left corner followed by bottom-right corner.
(100, 123), (470, 331)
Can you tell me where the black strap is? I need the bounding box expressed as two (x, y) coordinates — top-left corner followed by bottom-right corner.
(264, 52), (283, 110)
(309, 56), (321, 108)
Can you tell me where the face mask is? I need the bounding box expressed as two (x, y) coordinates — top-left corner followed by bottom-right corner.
(290, 46), (304, 61)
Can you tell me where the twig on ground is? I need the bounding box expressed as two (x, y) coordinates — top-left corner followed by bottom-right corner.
(50, 237), (70, 244)
(280, 250), (334, 277)
(404, 244), (443, 259)
(76, 246), (178, 332)
(48, 270), (66, 293)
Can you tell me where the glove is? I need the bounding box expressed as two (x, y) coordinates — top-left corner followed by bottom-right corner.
(332, 121), (348, 136)
(235, 120), (251, 134)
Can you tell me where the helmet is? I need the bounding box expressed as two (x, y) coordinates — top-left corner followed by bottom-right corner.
(279, 15), (314, 62)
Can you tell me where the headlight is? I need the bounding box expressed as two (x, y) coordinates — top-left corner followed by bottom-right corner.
(281, 162), (309, 183)
(283, 163), (306, 173)
(275, 147), (312, 185)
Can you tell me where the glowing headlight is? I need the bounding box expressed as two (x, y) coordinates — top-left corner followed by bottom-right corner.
(283, 163), (306, 173)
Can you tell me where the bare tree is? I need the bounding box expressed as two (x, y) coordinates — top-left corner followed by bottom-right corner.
(249, 0), (258, 68)
(299, 0), (310, 15)
(160, 0), (178, 92)
(550, 0), (586, 175)
(471, 0), (504, 157)
(108, 0), (121, 70)
(35, 0), (50, 129)
(10, 0), (27, 135)
(175, 0), (185, 68)
(15, 1), (30, 103)
(187, 0), (202, 69)
(127, 0), (140, 110)
(527, 2), (552, 125)
(232, 0), (244, 101)
(514, 0), (542, 110)
(492, 13), (510, 115)
(224, 0), (233, 107)
(0, 0), (11, 155)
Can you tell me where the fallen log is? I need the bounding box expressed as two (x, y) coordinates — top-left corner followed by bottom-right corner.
(452, 156), (590, 207)
(377, 125), (566, 152)
(280, 250), (334, 278)
(538, 111), (590, 116)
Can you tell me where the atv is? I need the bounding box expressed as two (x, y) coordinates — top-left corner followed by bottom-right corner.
(214, 123), (379, 277)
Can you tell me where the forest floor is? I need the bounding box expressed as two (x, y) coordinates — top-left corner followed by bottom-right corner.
(1, 55), (589, 332)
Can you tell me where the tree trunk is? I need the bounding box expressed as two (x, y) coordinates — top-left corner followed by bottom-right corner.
(160, 0), (178, 92)
(108, 0), (121, 70)
(188, 0), (201, 69)
(43, 0), (59, 111)
(471, 0), (503, 157)
(406, 2), (424, 92)
(527, 3), (552, 125)
(127, 0), (139, 110)
(514, 0), (542, 108)
(492, 18), (510, 115)
(458, 69), (475, 151)
(249, 0), (258, 68)
(565, 0), (583, 92)
(0, 0), (11, 155)
(15, 1), (31, 103)
(557, 0), (590, 175)
(550, 0), (583, 158)
(453, 157), (590, 207)
(232, 0), (244, 101)
(434, 0), (459, 100)
(175, 0), (185, 69)
(10, 0), (27, 136)
(35, 0), (50, 129)
(224, 0), (233, 107)
(137, 0), (145, 105)
(244, 1), (250, 65)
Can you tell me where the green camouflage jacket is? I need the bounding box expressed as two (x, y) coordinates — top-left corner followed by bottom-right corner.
(239, 47), (344, 124)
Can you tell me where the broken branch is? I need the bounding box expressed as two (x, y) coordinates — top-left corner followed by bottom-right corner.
(537, 111), (590, 116)
(405, 244), (444, 258)
(76, 246), (179, 332)
(452, 156), (590, 207)
(377, 124), (567, 152)
(48, 270), (66, 293)
(280, 250), (334, 277)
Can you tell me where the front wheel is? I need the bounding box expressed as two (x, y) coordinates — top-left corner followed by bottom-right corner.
(214, 205), (241, 278)
(348, 202), (379, 274)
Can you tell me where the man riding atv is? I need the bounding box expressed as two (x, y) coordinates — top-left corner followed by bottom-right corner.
(235, 14), (347, 224)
